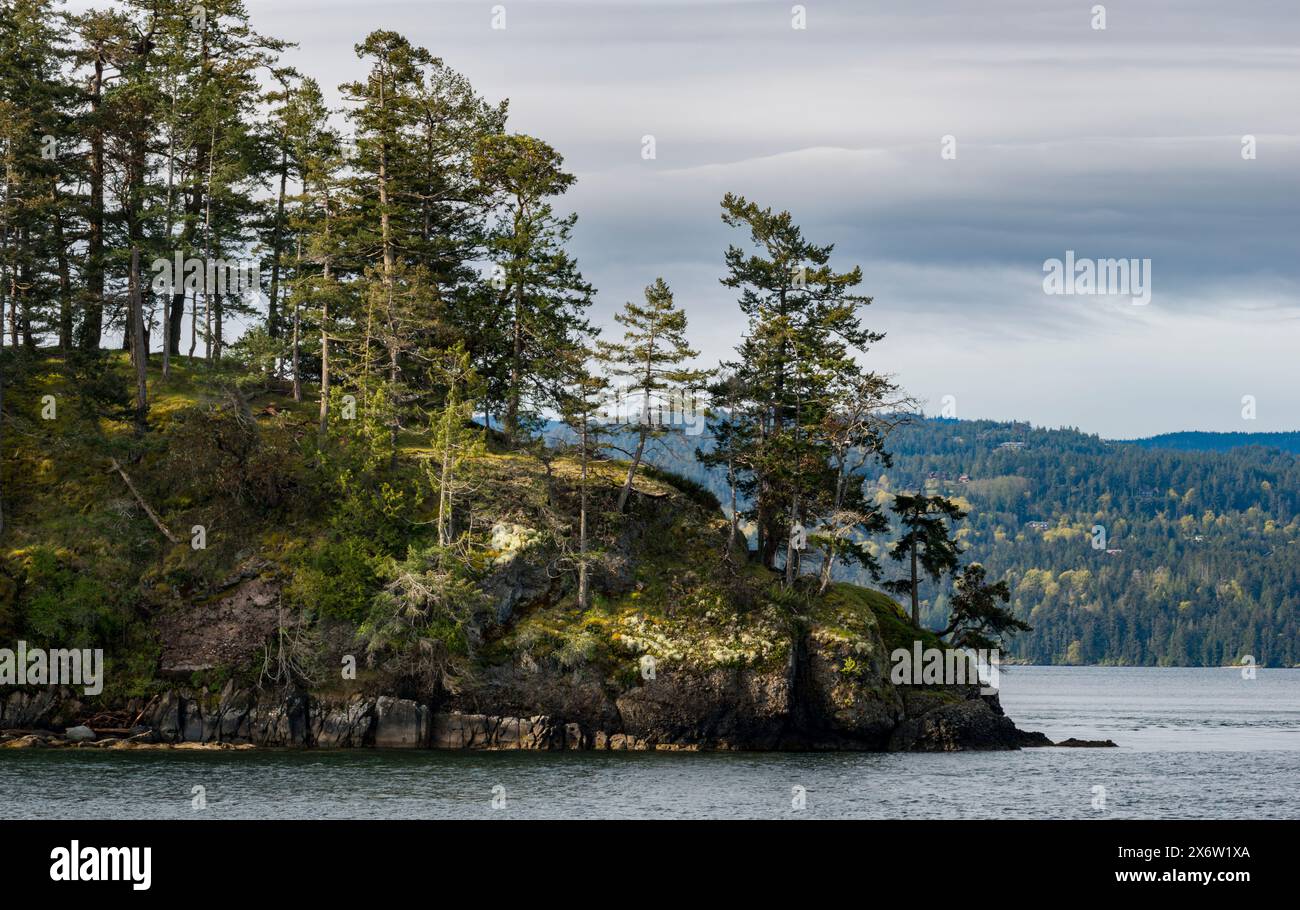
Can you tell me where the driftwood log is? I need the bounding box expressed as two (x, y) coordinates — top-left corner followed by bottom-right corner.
(109, 458), (180, 544)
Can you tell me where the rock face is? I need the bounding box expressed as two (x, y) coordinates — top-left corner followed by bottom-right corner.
(155, 573), (281, 675)
(482, 522), (555, 624)
(614, 666), (793, 749)
(3, 674), (1049, 752)
(1, 530), (1049, 753)
(1, 689), (64, 728)
(888, 696), (1030, 751)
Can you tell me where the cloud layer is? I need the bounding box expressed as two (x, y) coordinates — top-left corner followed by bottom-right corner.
(77, 0), (1300, 436)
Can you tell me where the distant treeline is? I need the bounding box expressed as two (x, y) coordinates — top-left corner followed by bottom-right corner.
(1122, 431), (1300, 456)
(625, 418), (1300, 668)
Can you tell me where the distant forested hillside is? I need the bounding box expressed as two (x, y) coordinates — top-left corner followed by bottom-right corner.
(1123, 431), (1300, 455)
(612, 418), (1300, 668)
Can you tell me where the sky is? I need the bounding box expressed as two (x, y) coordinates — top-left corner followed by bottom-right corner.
(72, 0), (1300, 438)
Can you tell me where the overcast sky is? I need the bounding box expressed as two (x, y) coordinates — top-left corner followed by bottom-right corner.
(74, 0), (1300, 437)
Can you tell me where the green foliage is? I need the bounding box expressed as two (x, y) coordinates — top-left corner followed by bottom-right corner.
(941, 563), (1030, 650)
(639, 417), (1300, 667)
(286, 538), (379, 625)
(12, 547), (120, 649)
(702, 194), (888, 578)
(359, 547), (490, 694)
(884, 493), (967, 624)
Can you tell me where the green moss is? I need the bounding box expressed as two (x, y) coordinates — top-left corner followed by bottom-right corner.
(821, 583), (947, 655)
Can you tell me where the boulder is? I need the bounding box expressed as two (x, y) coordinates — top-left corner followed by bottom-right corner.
(482, 523), (553, 623)
(64, 725), (96, 742)
(887, 699), (1034, 752)
(1, 689), (63, 728)
(312, 696), (375, 748)
(1055, 737), (1118, 748)
(372, 697), (428, 748)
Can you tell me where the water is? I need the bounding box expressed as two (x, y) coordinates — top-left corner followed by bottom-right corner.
(3, 667), (1297, 819)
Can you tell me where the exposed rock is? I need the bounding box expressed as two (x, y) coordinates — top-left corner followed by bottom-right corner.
(64, 725), (96, 742)
(1, 734), (50, 749)
(1, 689), (64, 728)
(794, 629), (903, 748)
(432, 713), (492, 749)
(430, 712), (561, 750)
(312, 696), (374, 748)
(156, 575), (281, 675)
(373, 697), (428, 748)
(887, 698), (1035, 752)
(615, 665), (792, 750)
(482, 525), (554, 624)
(1055, 737), (1118, 748)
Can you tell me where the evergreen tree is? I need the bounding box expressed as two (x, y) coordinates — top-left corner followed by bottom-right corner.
(885, 493), (966, 627)
(814, 373), (913, 593)
(597, 277), (709, 512)
(940, 563), (1030, 650)
(707, 193), (882, 577)
(472, 133), (593, 442)
(557, 346), (606, 609)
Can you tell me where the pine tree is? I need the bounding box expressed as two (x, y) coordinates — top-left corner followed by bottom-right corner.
(708, 193), (882, 577)
(428, 343), (483, 549)
(814, 373), (914, 593)
(0, 0), (75, 349)
(557, 346), (606, 609)
(472, 133), (593, 443)
(597, 277), (709, 512)
(940, 563), (1031, 650)
(279, 76), (345, 435)
(885, 493), (966, 627)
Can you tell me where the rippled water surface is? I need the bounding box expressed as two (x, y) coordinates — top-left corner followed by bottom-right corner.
(3, 667), (1297, 819)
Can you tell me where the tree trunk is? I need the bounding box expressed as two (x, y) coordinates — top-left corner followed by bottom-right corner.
(53, 204), (72, 349)
(616, 427), (648, 513)
(318, 294), (330, 436)
(578, 419), (589, 609)
(129, 248), (148, 428)
(504, 286), (523, 442)
(203, 124), (217, 361)
(785, 493), (799, 587)
(437, 391), (454, 548)
(267, 141), (289, 339)
(910, 540), (920, 627)
(291, 296), (301, 402)
(377, 76), (400, 465)
(81, 55), (105, 351)
(503, 197), (526, 444)
(318, 241), (332, 438)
